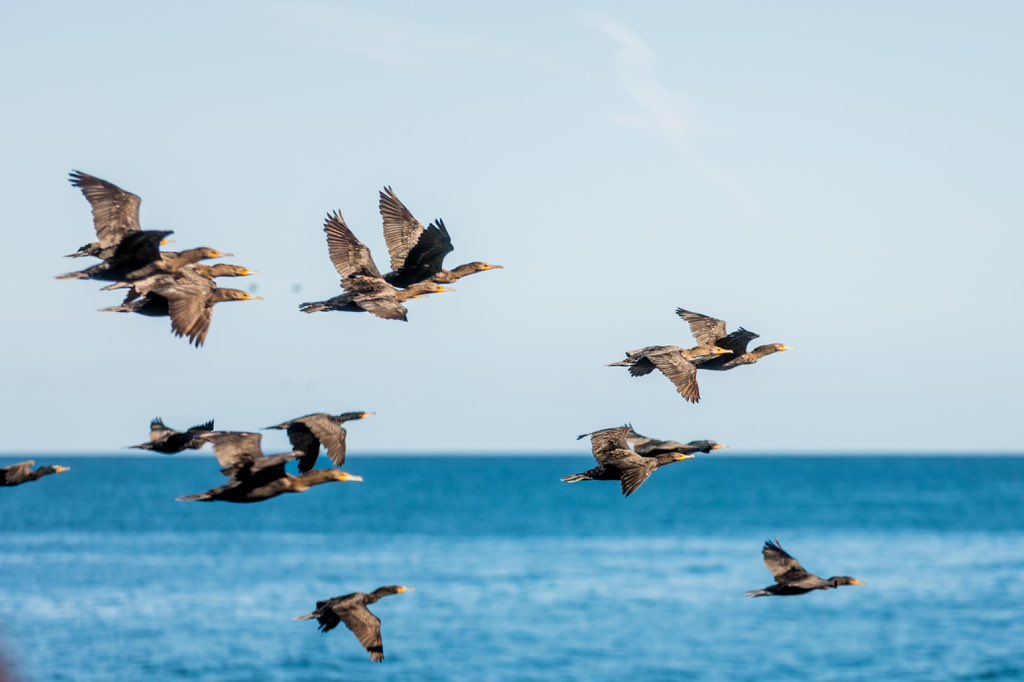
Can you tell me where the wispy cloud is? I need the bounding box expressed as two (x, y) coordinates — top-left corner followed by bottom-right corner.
(585, 14), (760, 214)
(273, 1), (531, 67)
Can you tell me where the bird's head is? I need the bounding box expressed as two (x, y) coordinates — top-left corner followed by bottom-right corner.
(329, 470), (364, 483)
(829, 576), (863, 587)
(209, 264), (259, 278)
(192, 247), (234, 260)
(337, 411), (375, 422)
(686, 440), (726, 453)
(215, 289), (263, 303)
(410, 283), (454, 299)
(467, 262), (503, 273)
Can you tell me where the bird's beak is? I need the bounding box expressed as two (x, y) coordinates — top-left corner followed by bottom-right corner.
(160, 239), (175, 246)
(711, 444), (727, 451)
(483, 264), (503, 271)
(55, 466), (71, 474)
(850, 579), (864, 586)
(242, 269), (261, 276)
(361, 412), (375, 419)
(244, 294), (264, 301)
(714, 347), (733, 356)
(397, 586), (414, 593)
(437, 287), (455, 293)
(674, 454), (697, 462)
(779, 345), (793, 352)
(338, 472), (364, 482)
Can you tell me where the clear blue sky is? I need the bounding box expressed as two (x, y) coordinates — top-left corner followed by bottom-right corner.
(1, 1), (1021, 454)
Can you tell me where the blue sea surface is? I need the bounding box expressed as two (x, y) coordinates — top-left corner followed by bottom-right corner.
(1, 455), (1023, 681)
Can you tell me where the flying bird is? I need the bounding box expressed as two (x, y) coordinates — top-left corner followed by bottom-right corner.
(745, 539), (862, 597)
(561, 426), (695, 497)
(1, 461), (70, 487)
(100, 266), (260, 347)
(265, 412), (373, 473)
(378, 186), (502, 287)
(676, 308), (791, 370)
(608, 344), (732, 403)
(176, 432), (362, 503)
(576, 425), (725, 457)
(128, 417), (214, 454)
(299, 211), (453, 321)
(295, 585), (412, 663)
(65, 170), (172, 260)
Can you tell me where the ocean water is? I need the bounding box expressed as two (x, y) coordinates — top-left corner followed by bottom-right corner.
(1, 455), (1022, 681)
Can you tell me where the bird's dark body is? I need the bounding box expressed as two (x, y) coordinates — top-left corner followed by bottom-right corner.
(295, 586), (408, 663)
(745, 539), (861, 598)
(1, 461), (68, 487)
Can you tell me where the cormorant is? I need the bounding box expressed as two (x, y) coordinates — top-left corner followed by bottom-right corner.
(57, 230), (174, 282)
(299, 211), (453, 321)
(176, 432), (362, 503)
(379, 186), (502, 287)
(745, 539), (862, 597)
(561, 426), (694, 497)
(65, 170), (172, 259)
(265, 412), (373, 473)
(576, 425), (725, 457)
(294, 585), (412, 663)
(2, 461), (70, 487)
(128, 417), (214, 454)
(676, 308), (791, 370)
(608, 344), (732, 403)
(100, 267), (260, 347)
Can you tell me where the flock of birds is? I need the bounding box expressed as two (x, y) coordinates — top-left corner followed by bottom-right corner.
(2, 169), (861, 664)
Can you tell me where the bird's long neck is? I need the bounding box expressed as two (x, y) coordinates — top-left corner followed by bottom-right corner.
(396, 282), (438, 301)
(652, 454), (683, 468)
(445, 263), (481, 282)
(28, 467), (57, 481)
(290, 470), (340, 492)
(365, 587), (398, 604)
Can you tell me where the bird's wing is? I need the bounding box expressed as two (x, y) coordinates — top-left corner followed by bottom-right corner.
(324, 211), (382, 280)
(355, 291), (409, 321)
(618, 459), (656, 497)
(676, 309), (728, 346)
(149, 417), (170, 440)
(285, 422), (322, 473)
(379, 186), (426, 271)
(716, 328), (759, 355)
(299, 415), (348, 468)
(2, 461), (35, 485)
(200, 432), (265, 474)
(187, 420), (214, 433)
(648, 352), (701, 403)
(337, 605), (384, 660)
(589, 426), (632, 461)
(762, 539), (811, 581)
(396, 219), (454, 281)
(68, 170), (142, 247)
(156, 282), (214, 347)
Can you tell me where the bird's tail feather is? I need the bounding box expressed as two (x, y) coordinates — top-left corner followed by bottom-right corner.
(298, 301), (328, 314)
(56, 271), (88, 280)
(101, 281), (130, 291)
(293, 612), (317, 622)
(561, 474), (591, 483)
(176, 493), (213, 502)
(744, 590), (771, 598)
(98, 305), (135, 313)
(606, 359), (632, 367)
